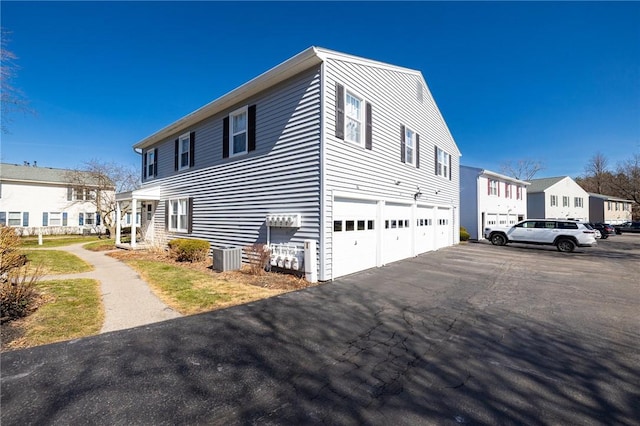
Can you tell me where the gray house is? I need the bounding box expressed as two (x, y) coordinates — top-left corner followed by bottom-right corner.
(116, 47), (461, 281)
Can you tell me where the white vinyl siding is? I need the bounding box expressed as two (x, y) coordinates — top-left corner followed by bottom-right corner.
(147, 66), (322, 254)
(323, 58), (460, 279)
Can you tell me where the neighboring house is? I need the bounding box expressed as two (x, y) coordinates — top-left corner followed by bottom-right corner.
(0, 163), (113, 235)
(588, 193), (633, 224)
(527, 176), (589, 221)
(460, 166), (529, 240)
(116, 46), (461, 281)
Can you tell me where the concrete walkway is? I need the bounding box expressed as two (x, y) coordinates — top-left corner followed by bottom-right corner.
(40, 243), (181, 333)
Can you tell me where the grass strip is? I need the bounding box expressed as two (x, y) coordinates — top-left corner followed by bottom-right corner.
(24, 250), (93, 275)
(20, 236), (99, 248)
(15, 278), (103, 348)
(125, 259), (286, 315)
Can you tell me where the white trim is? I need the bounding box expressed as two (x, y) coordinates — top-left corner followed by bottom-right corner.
(229, 105), (249, 158)
(168, 197), (189, 233)
(145, 150), (156, 179)
(344, 89), (365, 147)
(404, 126), (417, 167)
(178, 132), (191, 171)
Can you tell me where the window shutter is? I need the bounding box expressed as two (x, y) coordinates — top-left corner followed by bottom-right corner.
(23, 212), (29, 227)
(416, 134), (420, 168)
(189, 132), (195, 167)
(223, 117), (230, 158)
(188, 197), (194, 234)
(143, 152), (148, 179)
(335, 83), (344, 139)
(488, 179), (491, 195)
(43, 212), (48, 226)
(153, 148), (158, 177)
(434, 145), (438, 175)
(67, 187), (73, 201)
(400, 125), (406, 163)
(498, 181), (500, 196)
(79, 212), (84, 226)
(165, 200), (169, 230)
(174, 139), (179, 171)
(62, 212), (68, 226)
(0, 212), (5, 225)
(96, 213), (101, 226)
(449, 154), (452, 180)
(365, 102), (372, 150)
(248, 104), (257, 152)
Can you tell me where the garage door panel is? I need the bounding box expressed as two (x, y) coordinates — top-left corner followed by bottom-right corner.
(416, 206), (435, 253)
(435, 207), (452, 249)
(333, 199), (377, 278)
(383, 203), (412, 264)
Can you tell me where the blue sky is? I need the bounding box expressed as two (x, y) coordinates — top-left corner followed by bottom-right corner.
(2, 1), (639, 179)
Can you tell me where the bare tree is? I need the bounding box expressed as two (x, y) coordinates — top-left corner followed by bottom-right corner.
(1, 29), (33, 134)
(610, 154), (640, 204)
(499, 159), (545, 181)
(581, 152), (613, 194)
(65, 160), (140, 236)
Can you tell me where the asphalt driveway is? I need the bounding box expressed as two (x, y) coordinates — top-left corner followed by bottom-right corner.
(2, 235), (639, 425)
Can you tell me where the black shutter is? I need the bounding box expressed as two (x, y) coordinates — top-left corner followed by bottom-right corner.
(416, 134), (420, 169)
(187, 197), (194, 234)
(434, 145), (438, 175)
(223, 117), (230, 158)
(189, 132), (195, 167)
(449, 153), (452, 180)
(335, 83), (344, 139)
(174, 139), (179, 171)
(165, 200), (169, 230)
(248, 105), (256, 152)
(153, 148), (158, 177)
(365, 102), (372, 150)
(143, 151), (148, 179)
(400, 125), (406, 163)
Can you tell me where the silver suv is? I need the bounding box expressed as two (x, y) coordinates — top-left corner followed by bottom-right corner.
(484, 219), (597, 253)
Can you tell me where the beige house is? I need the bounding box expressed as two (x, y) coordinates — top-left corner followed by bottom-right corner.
(588, 193), (633, 224)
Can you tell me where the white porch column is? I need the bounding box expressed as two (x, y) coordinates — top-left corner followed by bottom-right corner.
(115, 201), (122, 245)
(131, 198), (138, 248)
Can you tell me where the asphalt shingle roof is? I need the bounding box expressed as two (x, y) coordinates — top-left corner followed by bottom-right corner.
(526, 176), (566, 193)
(0, 163), (102, 186)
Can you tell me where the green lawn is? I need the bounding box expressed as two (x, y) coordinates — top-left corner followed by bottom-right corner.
(19, 278), (103, 347)
(24, 250), (93, 275)
(125, 259), (286, 315)
(21, 235), (100, 248)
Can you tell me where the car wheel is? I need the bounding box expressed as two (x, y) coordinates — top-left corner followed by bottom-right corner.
(556, 239), (575, 253)
(490, 233), (506, 246)
(601, 233), (608, 239)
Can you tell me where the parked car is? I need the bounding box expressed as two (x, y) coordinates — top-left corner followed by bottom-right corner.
(484, 219), (597, 253)
(589, 223), (616, 239)
(614, 222), (640, 234)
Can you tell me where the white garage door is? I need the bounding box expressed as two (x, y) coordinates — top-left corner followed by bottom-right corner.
(383, 203), (413, 264)
(332, 198), (378, 278)
(435, 207), (452, 250)
(415, 205), (435, 254)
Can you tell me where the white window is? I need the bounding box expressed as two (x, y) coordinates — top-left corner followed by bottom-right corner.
(146, 150), (155, 178)
(437, 148), (450, 178)
(563, 196), (570, 207)
(550, 195), (558, 207)
(574, 197), (583, 208)
(49, 212), (62, 226)
(230, 107), (248, 156)
(179, 132), (191, 169)
(169, 198), (189, 232)
(85, 212), (96, 226)
(345, 91), (363, 145)
(8, 212), (22, 226)
(489, 179), (498, 196)
(405, 127), (416, 166)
